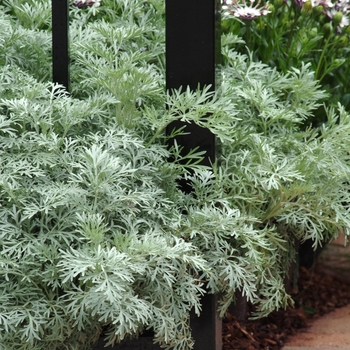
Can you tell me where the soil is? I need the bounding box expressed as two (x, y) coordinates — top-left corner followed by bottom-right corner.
(222, 239), (350, 350)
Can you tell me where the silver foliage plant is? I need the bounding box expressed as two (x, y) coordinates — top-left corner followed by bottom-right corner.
(1, 0), (350, 349)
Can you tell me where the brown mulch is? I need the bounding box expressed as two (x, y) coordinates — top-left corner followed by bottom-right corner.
(222, 264), (350, 350)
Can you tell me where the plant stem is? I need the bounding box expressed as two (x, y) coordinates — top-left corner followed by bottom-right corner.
(315, 34), (332, 82)
(245, 20), (252, 48)
(146, 124), (166, 147)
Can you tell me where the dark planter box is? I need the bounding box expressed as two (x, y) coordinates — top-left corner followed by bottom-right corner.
(93, 336), (161, 350)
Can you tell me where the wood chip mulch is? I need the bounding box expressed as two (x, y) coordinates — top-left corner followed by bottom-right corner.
(222, 264), (350, 350)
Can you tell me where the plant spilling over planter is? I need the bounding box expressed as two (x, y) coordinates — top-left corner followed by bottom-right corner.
(223, 263), (350, 349)
(0, 0), (350, 349)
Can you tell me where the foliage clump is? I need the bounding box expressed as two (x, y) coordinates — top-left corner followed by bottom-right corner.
(0, 1), (350, 349)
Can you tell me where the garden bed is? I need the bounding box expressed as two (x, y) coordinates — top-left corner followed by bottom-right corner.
(223, 243), (350, 350)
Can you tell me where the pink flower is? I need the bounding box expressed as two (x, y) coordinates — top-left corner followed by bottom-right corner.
(71, 0), (101, 8)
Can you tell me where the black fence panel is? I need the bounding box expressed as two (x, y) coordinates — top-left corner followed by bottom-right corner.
(52, 0), (70, 91)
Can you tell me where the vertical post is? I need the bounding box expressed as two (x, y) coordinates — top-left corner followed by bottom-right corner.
(166, 0), (221, 92)
(166, 0), (221, 349)
(52, 0), (70, 92)
(166, 0), (221, 172)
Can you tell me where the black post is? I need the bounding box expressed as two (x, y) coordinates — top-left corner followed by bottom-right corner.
(166, 0), (221, 349)
(52, 0), (70, 92)
(166, 0), (221, 91)
(166, 0), (221, 171)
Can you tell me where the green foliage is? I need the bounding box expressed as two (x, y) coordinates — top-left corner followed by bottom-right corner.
(0, 4), (51, 81)
(0, 64), (206, 350)
(222, 0), (350, 115)
(3, 0), (51, 30)
(218, 48), (350, 247)
(0, 0), (350, 349)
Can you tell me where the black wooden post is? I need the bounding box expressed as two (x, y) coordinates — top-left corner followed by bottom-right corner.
(166, 0), (221, 172)
(52, 0), (70, 92)
(166, 0), (222, 349)
(166, 0), (221, 92)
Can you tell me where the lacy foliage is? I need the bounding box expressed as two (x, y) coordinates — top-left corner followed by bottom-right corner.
(0, 1), (350, 349)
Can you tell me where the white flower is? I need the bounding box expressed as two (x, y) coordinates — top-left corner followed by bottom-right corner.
(340, 13), (350, 26)
(336, 0), (350, 12)
(325, 0), (350, 31)
(223, 0), (271, 20)
(311, 0), (334, 7)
